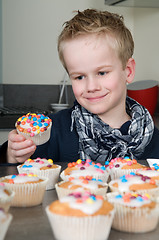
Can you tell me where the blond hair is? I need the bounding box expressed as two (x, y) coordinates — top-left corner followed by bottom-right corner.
(58, 9), (134, 69)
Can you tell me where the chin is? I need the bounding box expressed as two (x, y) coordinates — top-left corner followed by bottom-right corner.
(87, 106), (106, 115)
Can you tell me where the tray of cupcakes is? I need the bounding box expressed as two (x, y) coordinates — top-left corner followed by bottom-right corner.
(1, 113), (159, 239)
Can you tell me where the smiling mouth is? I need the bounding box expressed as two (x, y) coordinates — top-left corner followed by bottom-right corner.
(86, 94), (107, 102)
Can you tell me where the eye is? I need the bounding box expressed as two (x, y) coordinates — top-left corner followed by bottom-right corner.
(98, 71), (107, 76)
(75, 75), (84, 80)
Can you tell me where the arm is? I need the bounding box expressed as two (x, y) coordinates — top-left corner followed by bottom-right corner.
(0, 109), (79, 164)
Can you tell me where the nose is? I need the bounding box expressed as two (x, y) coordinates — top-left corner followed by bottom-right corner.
(86, 76), (100, 92)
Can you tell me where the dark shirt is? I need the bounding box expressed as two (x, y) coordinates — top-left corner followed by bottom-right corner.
(1, 108), (159, 164)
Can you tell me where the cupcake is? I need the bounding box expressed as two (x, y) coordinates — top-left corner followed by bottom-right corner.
(0, 183), (15, 212)
(147, 158), (159, 168)
(137, 168), (159, 183)
(46, 191), (114, 240)
(0, 173), (48, 207)
(17, 158), (61, 190)
(0, 208), (12, 240)
(15, 112), (52, 145)
(105, 157), (147, 180)
(108, 172), (159, 197)
(106, 192), (159, 233)
(55, 176), (108, 199)
(60, 159), (109, 182)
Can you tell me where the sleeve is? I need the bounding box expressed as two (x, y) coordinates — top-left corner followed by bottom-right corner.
(0, 141), (9, 164)
(139, 127), (159, 160)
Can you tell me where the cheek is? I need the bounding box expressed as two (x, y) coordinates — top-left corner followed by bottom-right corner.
(72, 83), (81, 97)
(106, 73), (126, 91)
(104, 78), (119, 90)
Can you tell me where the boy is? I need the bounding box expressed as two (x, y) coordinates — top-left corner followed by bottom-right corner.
(1, 9), (159, 164)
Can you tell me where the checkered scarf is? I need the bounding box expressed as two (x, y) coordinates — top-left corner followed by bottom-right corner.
(71, 97), (154, 163)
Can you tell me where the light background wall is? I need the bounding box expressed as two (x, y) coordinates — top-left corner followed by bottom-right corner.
(1, 0), (159, 85)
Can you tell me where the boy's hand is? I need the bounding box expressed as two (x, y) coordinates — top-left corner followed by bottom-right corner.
(7, 130), (36, 164)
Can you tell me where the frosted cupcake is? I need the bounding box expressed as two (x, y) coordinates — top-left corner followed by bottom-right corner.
(17, 158), (61, 190)
(55, 176), (108, 199)
(46, 191), (114, 240)
(108, 172), (159, 197)
(60, 159), (109, 182)
(137, 168), (159, 182)
(107, 192), (159, 233)
(0, 208), (12, 240)
(15, 113), (52, 145)
(105, 157), (147, 180)
(0, 183), (15, 212)
(0, 173), (48, 207)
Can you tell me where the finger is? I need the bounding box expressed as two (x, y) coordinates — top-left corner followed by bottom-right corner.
(10, 145), (36, 163)
(8, 129), (26, 142)
(7, 143), (36, 164)
(8, 139), (35, 151)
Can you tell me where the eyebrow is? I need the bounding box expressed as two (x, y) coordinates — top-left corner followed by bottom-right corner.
(69, 65), (113, 76)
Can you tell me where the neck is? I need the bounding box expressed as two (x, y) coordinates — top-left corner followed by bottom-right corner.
(98, 109), (131, 129)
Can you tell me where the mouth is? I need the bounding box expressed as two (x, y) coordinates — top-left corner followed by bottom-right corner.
(86, 93), (108, 102)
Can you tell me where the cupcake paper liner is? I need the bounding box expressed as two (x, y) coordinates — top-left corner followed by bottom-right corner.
(60, 170), (109, 183)
(17, 121), (52, 145)
(0, 177), (48, 207)
(46, 206), (114, 240)
(55, 180), (108, 199)
(0, 189), (15, 212)
(106, 192), (159, 233)
(17, 164), (61, 190)
(0, 213), (12, 240)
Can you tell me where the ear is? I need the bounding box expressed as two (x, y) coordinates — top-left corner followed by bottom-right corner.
(125, 58), (136, 84)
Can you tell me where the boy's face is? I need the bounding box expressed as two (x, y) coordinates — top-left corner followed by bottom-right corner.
(62, 34), (134, 124)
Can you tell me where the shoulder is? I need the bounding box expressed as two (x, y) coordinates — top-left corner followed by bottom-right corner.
(48, 108), (73, 131)
(48, 107), (78, 138)
(49, 108), (72, 123)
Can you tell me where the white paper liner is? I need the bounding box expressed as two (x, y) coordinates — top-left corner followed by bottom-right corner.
(17, 121), (52, 145)
(60, 170), (109, 183)
(17, 164), (61, 190)
(106, 192), (159, 233)
(0, 177), (48, 207)
(0, 189), (15, 212)
(0, 213), (12, 240)
(55, 180), (108, 199)
(107, 168), (145, 181)
(46, 206), (114, 240)
(108, 181), (159, 198)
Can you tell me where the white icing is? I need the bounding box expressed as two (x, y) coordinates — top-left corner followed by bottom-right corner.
(106, 158), (144, 171)
(60, 194), (103, 215)
(108, 194), (151, 207)
(70, 179), (105, 190)
(137, 169), (159, 177)
(5, 175), (40, 183)
(21, 158), (52, 170)
(110, 174), (152, 192)
(107, 161), (124, 170)
(69, 165), (106, 177)
(16, 114), (51, 136)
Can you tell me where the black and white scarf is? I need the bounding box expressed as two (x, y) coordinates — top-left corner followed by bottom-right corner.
(71, 97), (154, 163)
